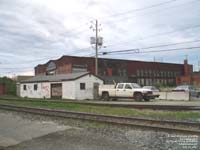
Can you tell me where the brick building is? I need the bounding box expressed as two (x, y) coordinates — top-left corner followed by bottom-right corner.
(176, 60), (200, 86)
(0, 83), (6, 96)
(35, 55), (193, 85)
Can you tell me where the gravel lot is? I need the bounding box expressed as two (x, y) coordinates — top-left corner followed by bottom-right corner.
(0, 110), (199, 150)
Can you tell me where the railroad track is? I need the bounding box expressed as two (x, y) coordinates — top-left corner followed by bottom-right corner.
(0, 104), (199, 135)
(0, 98), (200, 111)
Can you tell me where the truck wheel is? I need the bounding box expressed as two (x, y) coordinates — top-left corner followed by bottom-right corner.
(102, 92), (109, 101)
(134, 93), (143, 101)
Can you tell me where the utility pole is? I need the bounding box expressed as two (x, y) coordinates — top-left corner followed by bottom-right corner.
(95, 20), (98, 75)
(185, 54), (188, 60)
(153, 56), (156, 62)
(90, 20), (103, 75)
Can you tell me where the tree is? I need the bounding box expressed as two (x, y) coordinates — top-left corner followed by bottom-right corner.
(0, 77), (16, 95)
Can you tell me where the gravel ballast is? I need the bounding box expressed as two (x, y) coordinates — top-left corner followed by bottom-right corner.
(0, 110), (199, 150)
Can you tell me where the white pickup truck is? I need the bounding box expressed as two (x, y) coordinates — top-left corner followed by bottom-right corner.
(99, 83), (159, 101)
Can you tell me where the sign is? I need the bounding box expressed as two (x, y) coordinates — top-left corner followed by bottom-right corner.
(46, 62), (56, 71)
(72, 65), (87, 73)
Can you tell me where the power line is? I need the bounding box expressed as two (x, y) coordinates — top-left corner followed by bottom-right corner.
(102, 0), (197, 23)
(106, 24), (200, 48)
(102, 0), (180, 19)
(102, 39), (200, 54)
(100, 46), (200, 55)
(67, 39), (200, 58)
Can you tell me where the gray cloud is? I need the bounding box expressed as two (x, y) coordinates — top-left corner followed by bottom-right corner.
(0, 0), (200, 76)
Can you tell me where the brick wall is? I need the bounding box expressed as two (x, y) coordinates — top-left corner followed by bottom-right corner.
(34, 55), (187, 85)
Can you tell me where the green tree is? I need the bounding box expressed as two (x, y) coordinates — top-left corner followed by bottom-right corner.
(0, 77), (16, 95)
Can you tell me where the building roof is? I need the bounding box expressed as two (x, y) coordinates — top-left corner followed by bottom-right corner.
(35, 55), (186, 68)
(13, 75), (34, 82)
(20, 72), (102, 83)
(193, 71), (200, 75)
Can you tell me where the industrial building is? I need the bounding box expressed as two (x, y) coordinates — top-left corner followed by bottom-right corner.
(35, 55), (194, 86)
(20, 72), (103, 100)
(176, 60), (200, 86)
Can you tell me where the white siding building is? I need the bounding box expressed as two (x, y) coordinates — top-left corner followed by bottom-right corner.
(20, 72), (103, 100)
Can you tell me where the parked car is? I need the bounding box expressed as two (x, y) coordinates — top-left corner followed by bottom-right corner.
(172, 85), (200, 98)
(99, 83), (159, 101)
(142, 86), (160, 92)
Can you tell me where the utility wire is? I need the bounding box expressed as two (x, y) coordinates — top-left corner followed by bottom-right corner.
(102, 0), (197, 23)
(106, 24), (200, 48)
(102, 0), (180, 19)
(100, 46), (200, 55)
(102, 39), (200, 54)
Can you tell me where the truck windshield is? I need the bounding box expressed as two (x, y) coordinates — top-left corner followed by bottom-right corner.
(131, 83), (141, 88)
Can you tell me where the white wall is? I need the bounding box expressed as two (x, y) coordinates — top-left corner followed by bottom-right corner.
(156, 91), (190, 101)
(20, 74), (103, 100)
(73, 74), (103, 100)
(20, 82), (51, 99)
(62, 81), (75, 99)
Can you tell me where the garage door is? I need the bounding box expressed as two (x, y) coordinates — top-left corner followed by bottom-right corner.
(51, 83), (62, 99)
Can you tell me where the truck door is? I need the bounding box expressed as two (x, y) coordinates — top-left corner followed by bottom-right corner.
(124, 84), (133, 97)
(116, 83), (125, 97)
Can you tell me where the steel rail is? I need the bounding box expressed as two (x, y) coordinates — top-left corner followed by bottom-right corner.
(0, 104), (199, 135)
(0, 98), (200, 111)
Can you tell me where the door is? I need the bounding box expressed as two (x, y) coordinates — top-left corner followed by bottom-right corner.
(116, 83), (125, 97)
(116, 83), (133, 98)
(124, 84), (134, 97)
(51, 83), (62, 99)
(93, 83), (99, 100)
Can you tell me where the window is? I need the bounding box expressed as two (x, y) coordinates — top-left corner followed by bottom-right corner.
(140, 70), (144, 76)
(23, 85), (26, 91)
(149, 70), (152, 76)
(125, 84), (132, 89)
(123, 69), (127, 76)
(141, 78), (145, 85)
(118, 70), (122, 76)
(153, 70), (156, 77)
(145, 70), (149, 76)
(137, 79), (141, 84)
(157, 71), (160, 77)
(80, 83), (85, 90)
(168, 71), (170, 77)
(34, 84), (38, 91)
(117, 84), (124, 89)
(161, 71), (164, 77)
(137, 70), (140, 76)
(131, 83), (141, 88)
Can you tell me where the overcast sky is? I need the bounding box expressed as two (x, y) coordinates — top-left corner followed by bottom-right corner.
(0, 0), (200, 76)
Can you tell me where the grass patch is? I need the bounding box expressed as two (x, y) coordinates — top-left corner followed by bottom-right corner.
(0, 100), (200, 121)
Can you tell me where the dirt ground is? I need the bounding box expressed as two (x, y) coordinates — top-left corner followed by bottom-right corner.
(0, 110), (199, 150)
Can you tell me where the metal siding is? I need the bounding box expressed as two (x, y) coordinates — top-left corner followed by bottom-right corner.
(62, 81), (75, 99)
